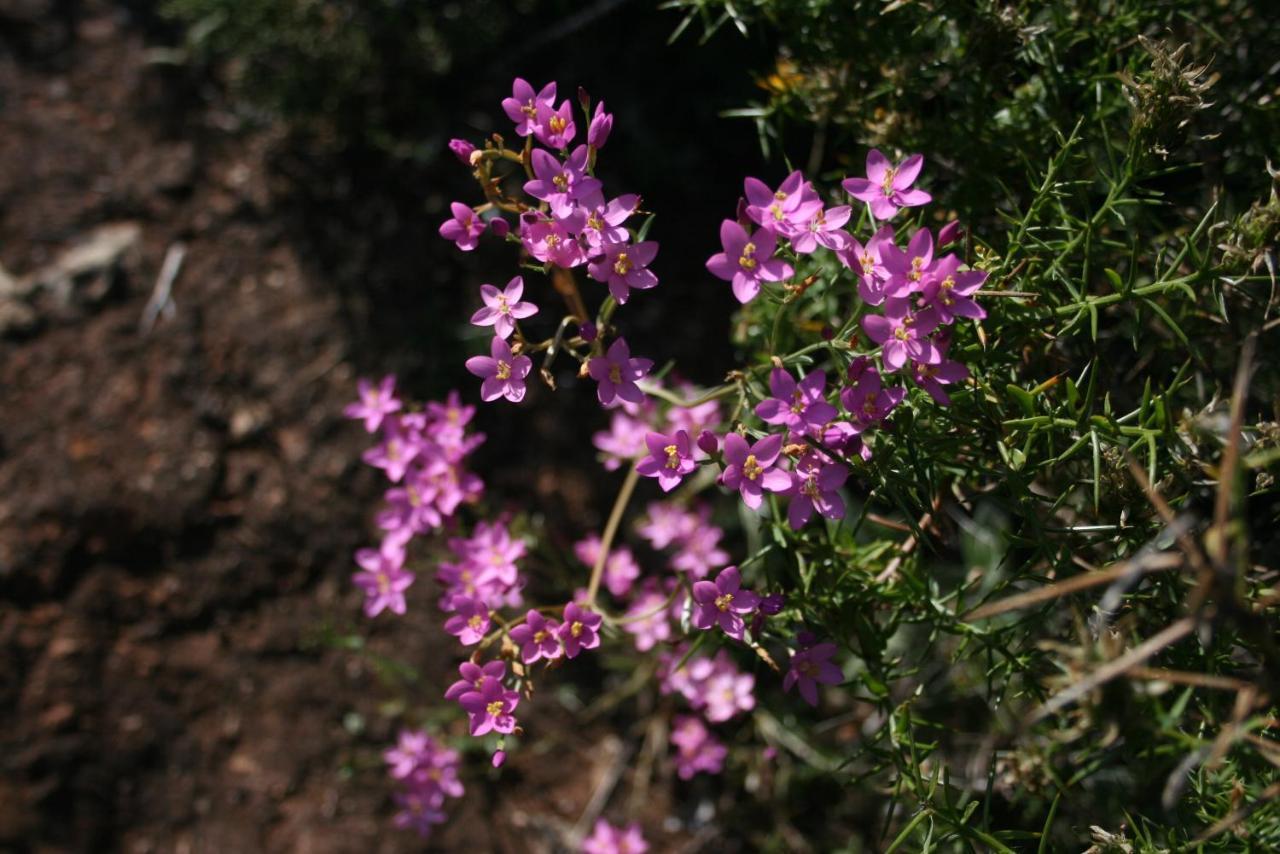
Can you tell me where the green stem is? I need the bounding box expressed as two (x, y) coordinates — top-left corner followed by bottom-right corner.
(586, 464), (641, 607)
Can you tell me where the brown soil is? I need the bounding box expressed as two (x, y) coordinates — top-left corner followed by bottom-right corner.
(0, 4), (691, 851)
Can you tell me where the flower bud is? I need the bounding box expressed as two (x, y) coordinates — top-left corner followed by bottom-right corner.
(489, 217), (510, 238)
(448, 138), (476, 165)
(588, 102), (613, 149)
(491, 750), (506, 768)
(697, 430), (719, 455)
(578, 321), (598, 342)
(577, 86), (591, 114)
(937, 219), (963, 247)
(758, 592), (785, 615)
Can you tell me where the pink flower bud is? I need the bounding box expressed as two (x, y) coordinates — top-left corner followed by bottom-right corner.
(937, 220), (963, 246)
(588, 102), (613, 149)
(577, 86), (591, 114)
(489, 217), (510, 238)
(492, 750), (506, 768)
(697, 430), (719, 455)
(578, 321), (598, 342)
(448, 138), (476, 165)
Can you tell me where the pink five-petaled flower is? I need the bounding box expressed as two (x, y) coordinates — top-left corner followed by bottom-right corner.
(443, 595), (491, 645)
(881, 227), (936, 299)
(580, 194), (638, 251)
(720, 432), (790, 510)
(582, 819), (648, 854)
(840, 357), (905, 429)
(587, 337), (653, 407)
(791, 204), (852, 255)
(705, 220), (793, 304)
(351, 538), (413, 617)
(861, 297), (942, 372)
(557, 602), (602, 658)
(444, 660), (506, 703)
(465, 337), (533, 403)
(919, 255), (989, 323)
(533, 99), (576, 149)
(520, 211), (587, 268)
(588, 239), (659, 304)
(783, 641), (843, 706)
(913, 357), (970, 406)
(842, 150), (932, 219)
(840, 225), (896, 305)
(692, 565), (761, 641)
(743, 171), (822, 237)
(438, 202), (486, 251)
(786, 453), (848, 530)
(523, 147), (602, 219)
(458, 678), (520, 737)
(636, 429), (696, 492)
(501, 78), (556, 137)
(508, 610), (563, 664)
(470, 276), (538, 340)
(344, 375), (402, 433)
(754, 367), (838, 431)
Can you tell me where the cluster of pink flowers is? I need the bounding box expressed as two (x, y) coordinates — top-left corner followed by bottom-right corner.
(345, 380), (484, 616)
(445, 79), (662, 409)
(383, 729), (464, 839)
(693, 152), (986, 529)
(348, 80), (998, 841)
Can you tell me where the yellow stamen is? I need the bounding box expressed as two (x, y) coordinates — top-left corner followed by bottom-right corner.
(571, 621), (584, 637)
(714, 593), (734, 611)
(739, 241), (758, 270)
(486, 700), (504, 716)
(496, 360), (512, 380)
(664, 444), (680, 469)
(613, 252), (632, 276)
(743, 454), (763, 480)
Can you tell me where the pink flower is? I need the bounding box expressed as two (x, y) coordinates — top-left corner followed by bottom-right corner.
(523, 146), (602, 219)
(362, 416), (420, 482)
(438, 202), (486, 251)
(622, 580), (676, 652)
(465, 336), (533, 403)
(754, 367), (837, 431)
(671, 715), (727, 779)
(458, 677), (520, 736)
(582, 819), (648, 854)
(593, 410), (650, 470)
(670, 524), (728, 579)
(692, 566), (760, 641)
(842, 150), (932, 219)
(637, 501), (700, 550)
(840, 358), (905, 429)
(912, 354), (970, 406)
(521, 211), (588, 268)
(881, 227), (936, 298)
(351, 536), (414, 617)
(919, 255), (988, 323)
(791, 204), (852, 255)
(587, 240), (659, 304)
(743, 171), (822, 237)
(533, 99), (576, 149)
(443, 595), (491, 645)
(344, 375), (402, 432)
(575, 535), (642, 599)
(580, 195), (638, 251)
(558, 602), (603, 658)
(861, 297), (942, 372)
(785, 453), (848, 529)
(508, 610), (563, 663)
(783, 642), (843, 706)
(720, 432), (790, 510)
(705, 220), (793, 304)
(636, 429), (696, 492)
(587, 338), (653, 407)
(840, 225), (896, 305)
(470, 276), (538, 340)
(444, 660), (506, 702)
(501, 78), (556, 137)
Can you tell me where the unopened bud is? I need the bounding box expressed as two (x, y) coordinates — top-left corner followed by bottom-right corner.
(489, 217), (510, 238)
(937, 219), (963, 246)
(697, 430), (719, 455)
(449, 138), (476, 165)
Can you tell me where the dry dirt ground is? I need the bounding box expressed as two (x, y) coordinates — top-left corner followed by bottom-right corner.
(0, 3), (683, 851)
